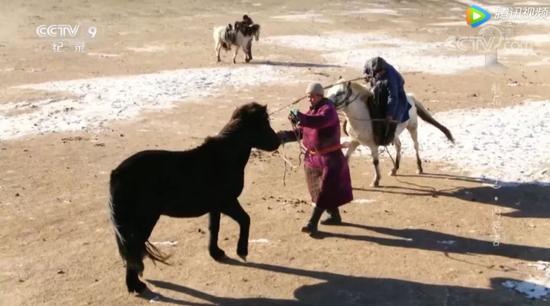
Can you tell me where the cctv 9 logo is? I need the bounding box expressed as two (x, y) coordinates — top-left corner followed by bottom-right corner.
(36, 25), (97, 39)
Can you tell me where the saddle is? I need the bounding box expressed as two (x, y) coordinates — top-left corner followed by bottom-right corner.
(224, 24), (236, 44)
(366, 85), (397, 146)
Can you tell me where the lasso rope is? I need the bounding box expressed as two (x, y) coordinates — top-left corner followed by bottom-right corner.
(274, 76), (398, 182)
(269, 76), (365, 115)
(279, 121), (304, 186)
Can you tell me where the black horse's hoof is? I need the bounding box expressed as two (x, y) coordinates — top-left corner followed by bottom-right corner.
(210, 248), (227, 261)
(127, 279), (148, 294)
(301, 224), (318, 234)
(237, 248), (248, 261)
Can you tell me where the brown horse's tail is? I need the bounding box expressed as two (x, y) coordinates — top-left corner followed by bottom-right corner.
(414, 99), (455, 143)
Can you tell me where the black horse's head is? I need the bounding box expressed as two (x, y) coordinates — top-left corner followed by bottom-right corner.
(222, 102), (280, 151)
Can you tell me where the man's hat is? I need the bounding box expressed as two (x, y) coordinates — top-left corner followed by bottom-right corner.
(364, 56), (387, 77)
(305, 83), (324, 96)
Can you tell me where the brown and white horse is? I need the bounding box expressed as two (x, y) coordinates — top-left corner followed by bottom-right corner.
(213, 24), (260, 63)
(326, 81), (454, 187)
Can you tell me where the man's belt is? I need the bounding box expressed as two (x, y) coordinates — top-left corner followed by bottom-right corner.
(307, 143), (343, 155)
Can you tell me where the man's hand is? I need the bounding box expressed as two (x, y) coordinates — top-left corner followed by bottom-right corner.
(288, 108), (300, 124)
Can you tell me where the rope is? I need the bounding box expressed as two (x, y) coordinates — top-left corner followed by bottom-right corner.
(280, 143), (296, 186)
(279, 121), (304, 186)
(383, 146), (396, 169)
(269, 76), (365, 115)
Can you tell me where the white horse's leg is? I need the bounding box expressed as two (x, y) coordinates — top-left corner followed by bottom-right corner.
(233, 45), (239, 64)
(408, 124), (423, 174)
(390, 122), (407, 176)
(216, 42), (222, 62)
(345, 140), (360, 162)
(390, 137), (401, 176)
(368, 144), (381, 187)
(244, 39), (251, 63)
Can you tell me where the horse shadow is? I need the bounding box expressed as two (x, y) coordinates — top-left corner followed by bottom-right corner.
(142, 260), (541, 305)
(314, 223), (550, 262)
(354, 172), (550, 218)
(248, 60), (343, 68)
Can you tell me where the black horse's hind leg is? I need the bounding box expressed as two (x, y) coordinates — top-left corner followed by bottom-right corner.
(125, 239), (147, 293)
(124, 215), (159, 293)
(126, 265), (146, 293)
(208, 211), (226, 261)
(222, 199), (250, 261)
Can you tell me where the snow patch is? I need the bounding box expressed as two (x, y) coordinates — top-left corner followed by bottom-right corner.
(127, 45), (167, 53)
(249, 238), (270, 243)
(396, 101), (550, 184)
(352, 199), (375, 204)
(264, 33), (488, 74)
(0, 66), (296, 140)
(271, 13), (333, 23)
(502, 279), (550, 300)
(345, 101), (550, 184)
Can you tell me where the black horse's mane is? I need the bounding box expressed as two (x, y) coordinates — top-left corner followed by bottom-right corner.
(202, 102), (268, 146)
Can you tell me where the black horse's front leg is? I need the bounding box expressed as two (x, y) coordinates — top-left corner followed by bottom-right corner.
(222, 199), (250, 261)
(208, 211), (226, 261)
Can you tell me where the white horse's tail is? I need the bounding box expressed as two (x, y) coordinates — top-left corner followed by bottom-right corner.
(414, 99), (455, 143)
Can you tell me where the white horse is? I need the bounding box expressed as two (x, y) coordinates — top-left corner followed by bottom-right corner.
(326, 81), (454, 187)
(213, 24), (260, 63)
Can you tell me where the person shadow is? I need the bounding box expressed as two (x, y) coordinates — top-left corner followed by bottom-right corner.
(355, 172), (550, 218)
(140, 259), (546, 305)
(312, 222), (550, 262)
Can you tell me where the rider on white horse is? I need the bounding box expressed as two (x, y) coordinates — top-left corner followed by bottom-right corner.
(363, 57), (412, 145)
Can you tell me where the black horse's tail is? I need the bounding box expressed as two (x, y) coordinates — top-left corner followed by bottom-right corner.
(414, 99), (455, 143)
(109, 171), (170, 267)
(144, 241), (170, 264)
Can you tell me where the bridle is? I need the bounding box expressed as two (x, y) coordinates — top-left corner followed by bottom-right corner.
(331, 82), (364, 109)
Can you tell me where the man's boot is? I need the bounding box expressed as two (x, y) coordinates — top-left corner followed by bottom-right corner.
(321, 207), (342, 225)
(302, 206), (324, 234)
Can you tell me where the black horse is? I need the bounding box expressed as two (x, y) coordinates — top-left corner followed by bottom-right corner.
(109, 102), (280, 293)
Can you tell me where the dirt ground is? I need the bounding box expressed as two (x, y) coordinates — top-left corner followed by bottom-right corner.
(1, 0), (549, 305)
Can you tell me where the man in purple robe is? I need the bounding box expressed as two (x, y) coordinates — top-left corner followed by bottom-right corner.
(278, 83), (353, 234)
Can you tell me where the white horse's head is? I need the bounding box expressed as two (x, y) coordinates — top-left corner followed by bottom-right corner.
(326, 82), (353, 109)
